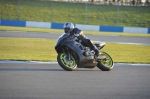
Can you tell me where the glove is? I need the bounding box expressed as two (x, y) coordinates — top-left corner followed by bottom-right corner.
(74, 33), (79, 37)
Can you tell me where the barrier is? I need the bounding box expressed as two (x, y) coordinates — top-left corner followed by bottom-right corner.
(124, 27), (148, 34)
(76, 24), (99, 31)
(148, 28), (150, 34)
(26, 21), (51, 28)
(51, 22), (64, 29)
(0, 19), (149, 34)
(1, 20), (26, 27)
(100, 26), (123, 32)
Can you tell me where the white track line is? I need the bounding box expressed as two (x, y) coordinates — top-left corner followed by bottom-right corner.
(0, 60), (149, 66)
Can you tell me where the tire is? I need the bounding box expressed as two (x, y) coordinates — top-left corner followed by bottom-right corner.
(97, 51), (114, 71)
(57, 52), (77, 71)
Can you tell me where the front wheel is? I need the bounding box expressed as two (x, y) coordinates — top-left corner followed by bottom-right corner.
(57, 52), (77, 71)
(97, 51), (114, 71)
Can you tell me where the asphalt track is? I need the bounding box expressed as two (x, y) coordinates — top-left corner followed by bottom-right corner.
(0, 63), (150, 99)
(0, 31), (150, 99)
(0, 31), (150, 45)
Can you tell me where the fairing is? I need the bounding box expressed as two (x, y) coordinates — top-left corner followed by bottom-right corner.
(55, 33), (97, 68)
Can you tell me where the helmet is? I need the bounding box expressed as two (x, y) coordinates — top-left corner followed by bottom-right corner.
(63, 22), (74, 33)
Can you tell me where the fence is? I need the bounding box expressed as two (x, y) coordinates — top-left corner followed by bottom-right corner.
(0, 0), (150, 27)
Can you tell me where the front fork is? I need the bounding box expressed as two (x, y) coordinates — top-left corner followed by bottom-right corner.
(66, 47), (71, 60)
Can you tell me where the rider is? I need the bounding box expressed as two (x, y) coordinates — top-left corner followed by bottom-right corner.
(63, 22), (100, 57)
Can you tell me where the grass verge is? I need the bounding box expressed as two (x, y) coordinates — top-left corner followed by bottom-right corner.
(0, 38), (150, 63)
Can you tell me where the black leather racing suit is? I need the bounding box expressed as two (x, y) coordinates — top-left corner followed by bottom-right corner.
(69, 28), (99, 56)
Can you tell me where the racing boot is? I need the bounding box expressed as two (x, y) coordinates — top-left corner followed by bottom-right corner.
(92, 45), (100, 57)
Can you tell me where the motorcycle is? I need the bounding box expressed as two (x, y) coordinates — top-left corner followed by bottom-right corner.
(55, 33), (114, 71)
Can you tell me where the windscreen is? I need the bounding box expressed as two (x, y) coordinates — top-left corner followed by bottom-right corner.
(55, 33), (68, 46)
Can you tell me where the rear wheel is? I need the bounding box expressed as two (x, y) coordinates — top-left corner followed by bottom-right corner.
(57, 52), (77, 71)
(97, 51), (114, 71)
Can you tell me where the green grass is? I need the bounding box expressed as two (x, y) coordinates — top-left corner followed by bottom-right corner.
(0, 38), (150, 63)
(1, 26), (150, 37)
(0, 38), (57, 62)
(0, 0), (150, 27)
